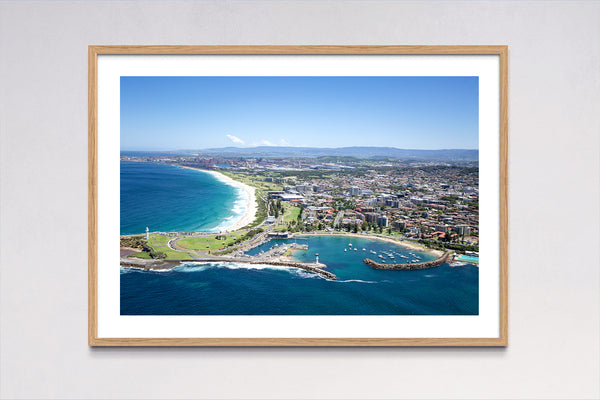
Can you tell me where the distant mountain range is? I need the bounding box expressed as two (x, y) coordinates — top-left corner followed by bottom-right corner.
(122, 146), (478, 161)
(199, 146), (478, 161)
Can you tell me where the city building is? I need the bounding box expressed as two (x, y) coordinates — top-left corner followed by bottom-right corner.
(454, 225), (471, 235)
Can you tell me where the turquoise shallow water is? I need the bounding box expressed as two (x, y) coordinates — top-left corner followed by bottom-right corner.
(121, 235), (478, 315)
(120, 161), (247, 235)
(456, 255), (479, 263)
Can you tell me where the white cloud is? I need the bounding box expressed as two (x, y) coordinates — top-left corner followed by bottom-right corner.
(257, 139), (275, 146)
(226, 134), (245, 145)
(280, 139), (290, 146)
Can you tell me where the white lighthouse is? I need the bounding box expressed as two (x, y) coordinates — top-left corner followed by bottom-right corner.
(315, 253), (319, 265)
(146, 227), (149, 241)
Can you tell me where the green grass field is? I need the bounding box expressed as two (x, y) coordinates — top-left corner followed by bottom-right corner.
(147, 234), (194, 260)
(177, 233), (241, 251)
(283, 206), (301, 223)
(128, 251), (152, 259)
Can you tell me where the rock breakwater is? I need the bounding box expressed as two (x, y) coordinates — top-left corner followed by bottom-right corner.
(363, 251), (452, 271)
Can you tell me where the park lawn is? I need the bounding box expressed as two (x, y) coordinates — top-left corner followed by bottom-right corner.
(147, 233), (194, 260)
(221, 171), (282, 192)
(283, 206), (301, 223)
(177, 233), (241, 251)
(128, 251), (152, 259)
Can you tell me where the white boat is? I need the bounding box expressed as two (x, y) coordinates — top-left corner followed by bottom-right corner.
(349, 243), (352, 247)
(378, 255), (384, 259)
(362, 248), (366, 251)
(354, 248), (357, 251)
(344, 249), (347, 252)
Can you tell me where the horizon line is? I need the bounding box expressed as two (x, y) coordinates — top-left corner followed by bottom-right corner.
(120, 146), (479, 152)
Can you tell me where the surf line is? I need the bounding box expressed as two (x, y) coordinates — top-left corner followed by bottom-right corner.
(120, 257), (337, 280)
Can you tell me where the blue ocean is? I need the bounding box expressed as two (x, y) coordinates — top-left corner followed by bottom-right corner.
(120, 161), (247, 235)
(121, 236), (479, 315)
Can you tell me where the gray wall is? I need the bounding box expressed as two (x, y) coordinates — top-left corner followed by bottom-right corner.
(1, 1), (598, 399)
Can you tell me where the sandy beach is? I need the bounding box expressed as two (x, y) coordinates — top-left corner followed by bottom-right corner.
(204, 170), (257, 232)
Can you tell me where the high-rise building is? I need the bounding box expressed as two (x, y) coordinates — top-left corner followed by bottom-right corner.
(393, 220), (406, 230)
(435, 224), (449, 233)
(365, 212), (379, 223)
(454, 225), (471, 235)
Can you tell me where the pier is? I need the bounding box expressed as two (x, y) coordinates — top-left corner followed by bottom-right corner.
(363, 251), (453, 271)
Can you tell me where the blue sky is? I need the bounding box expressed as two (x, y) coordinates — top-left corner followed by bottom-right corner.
(120, 76), (478, 150)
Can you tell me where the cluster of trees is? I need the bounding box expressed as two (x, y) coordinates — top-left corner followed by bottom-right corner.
(222, 228), (265, 247)
(227, 228), (264, 247)
(268, 199), (284, 218)
(120, 236), (147, 249)
(247, 192), (268, 228)
(120, 236), (166, 259)
(333, 199), (356, 210)
(357, 221), (396, 234)
(440, 195), (459, 204)
(421, 239), (479, 253)
(213, 228), (265, 255)
(284, 219), (306, 233)
(148, 250), (166, 259)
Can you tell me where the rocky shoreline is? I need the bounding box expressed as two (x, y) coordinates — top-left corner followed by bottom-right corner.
(120, 256), (336, 279)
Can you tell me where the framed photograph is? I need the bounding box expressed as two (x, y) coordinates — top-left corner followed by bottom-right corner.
(89, 45), (508, 346)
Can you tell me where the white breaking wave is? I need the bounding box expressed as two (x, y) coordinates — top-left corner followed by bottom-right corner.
(208, 187), (249, 232)
(179, 167), (250, 233)
(120, 266), (173, 273)
(174, 262), (321, 278)
(335, 279), (378, 284)
(449, 261), (469, 267)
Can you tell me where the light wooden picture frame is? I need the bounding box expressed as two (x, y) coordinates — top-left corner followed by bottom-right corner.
(89, 45), (508, 346)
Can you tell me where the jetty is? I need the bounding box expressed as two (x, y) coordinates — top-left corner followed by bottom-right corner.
(120, 256), (336, 280)
(363, 251), (453, 271)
